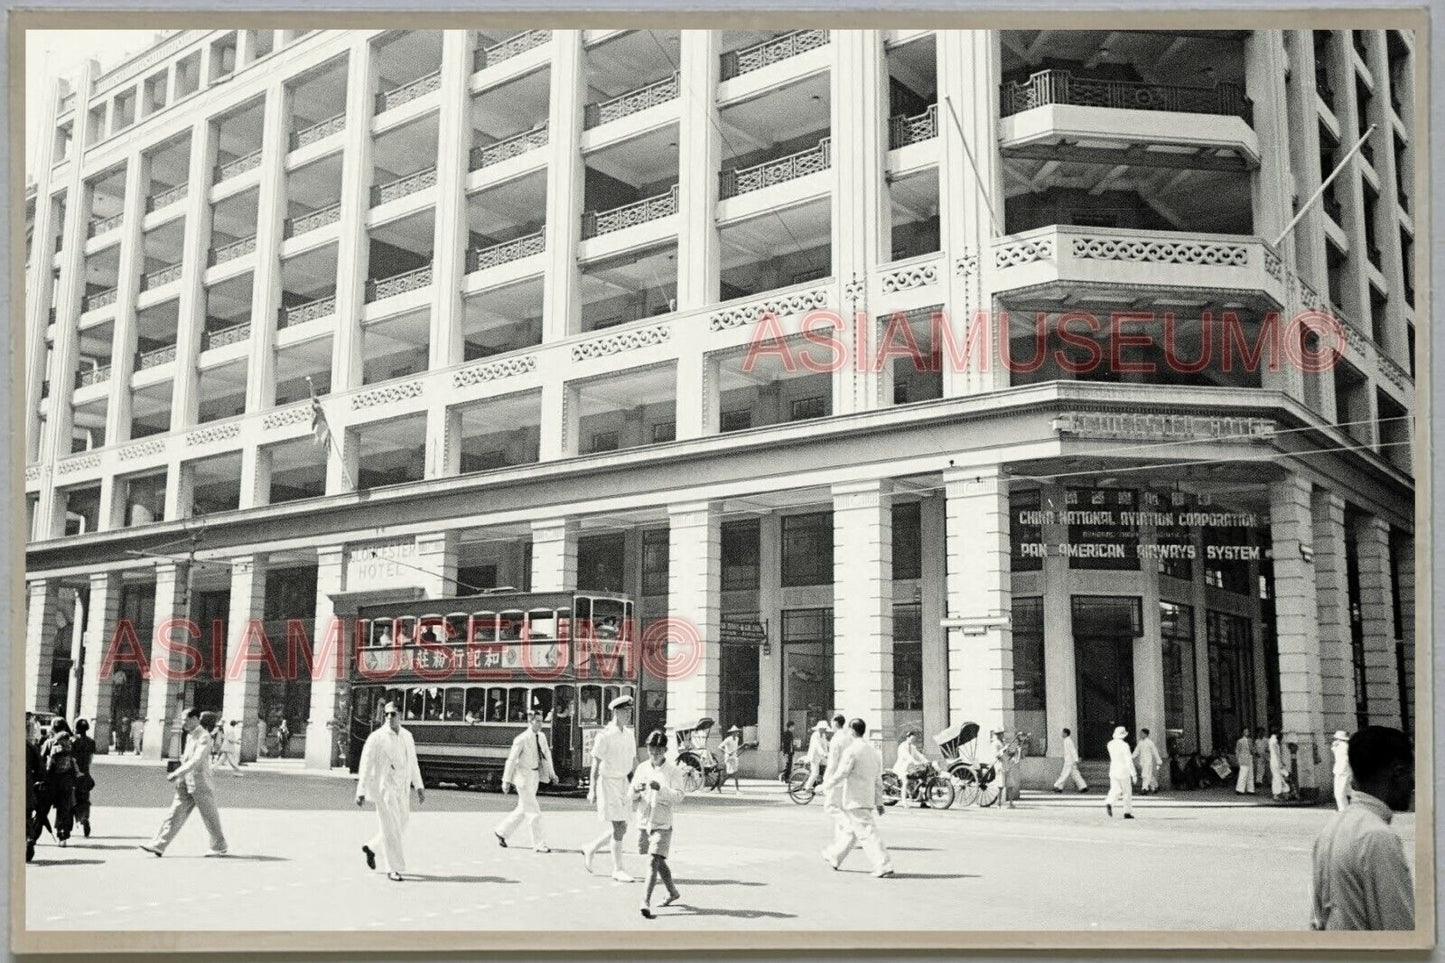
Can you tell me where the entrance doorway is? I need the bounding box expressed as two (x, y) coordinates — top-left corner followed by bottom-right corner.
(1206, 610), (1256, 750)
(1071, 596), (1142, 759)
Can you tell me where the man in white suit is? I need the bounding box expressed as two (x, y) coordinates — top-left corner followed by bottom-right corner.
(1331, 729), (1353, 811)
(820, 718), (894, 877)
(1053, 727), (1089, 793)
(355, 701), (425, 881)
(1133, 727), (1163, 794)
(1104, 725), (1136, 819)
(821, 713), (854, 854)
(140, 709), (228, 857)
(495, 708), (557, 852)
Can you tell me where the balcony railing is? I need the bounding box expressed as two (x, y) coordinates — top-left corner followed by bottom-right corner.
(720, 29), (830, 81)
(466, 231), (545, 272)
(88, 213), (124, 238)
(278, 294), (337, 328)
(470, 123), (549, 170)
(82, 287), (118, 312)
(720, 138), (831, 199)
(214, 149), (263, 182)
(284, 202), (342, 238)
(473, 29), (550, 71)
(371, 166), (438, 207)
(75, 365), (111, 389)
(888, 104), (938, 149)
(203, 321), (251, 351)
(209, 234), (257, 266)
(582, 184), (680, 239)
(289, 111), (346, 151)
(140, 262), (183, 291)
(1001, 70), (1254, 123)
(365, 264), (433, 302)
(136, 343), (178, 370)
(375, 70), (442, 113)
(584, 73), (680, 129)
(146, 183), (188, 213)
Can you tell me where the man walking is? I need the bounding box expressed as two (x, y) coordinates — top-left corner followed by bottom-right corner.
(495, 708), (556, 853)
(820, 718), (894, 878)
(1310, 726), (1414, 930)
(583, 695), (637, 883)
(780, 720), (797, 783)
(632, 730), (686, 918)
(821, 713), (854, 850)
(1133, 728), (1163, 794)
(1104, 726), (1136, 819)
(130, 717), (145, 756)
(355, 701), (425, 882)
(1331, 730), (1353, 812)
(140, 709), (229, 858)
(1235, 728), (1256, 794)
(1053, 727), (1088, 793)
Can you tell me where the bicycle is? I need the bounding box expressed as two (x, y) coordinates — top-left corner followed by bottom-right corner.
(882, 761), (956, 809)
(786, 762), (822, 804)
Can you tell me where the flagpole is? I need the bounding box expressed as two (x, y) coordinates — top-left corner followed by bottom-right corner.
(943, 95), (1003, 237)
(1272, 123), (1377, 249)
(306, 376), (356, 490)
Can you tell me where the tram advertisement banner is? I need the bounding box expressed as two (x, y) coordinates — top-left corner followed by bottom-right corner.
(358, 641), (569, 677)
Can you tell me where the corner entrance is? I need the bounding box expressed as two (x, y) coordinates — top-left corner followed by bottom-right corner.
(1072, 596), (1142, 759)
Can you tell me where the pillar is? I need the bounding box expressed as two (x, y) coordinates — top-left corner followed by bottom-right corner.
(142, 562), (190, 759)
(1270, 476), (1328, 791)
(243, 80), (291, 415)
(530, 517), (578, 591)
(831, 480), (893, 744)
(1312, 490), (1355, 732)
(305, 546), (347, 770)
(172, 117), (217, 431)
(415, 530), (460, 598)
(918, 494), (949, 751)
(1354, 514), (1401, 727)
(756, 512), (784, 767)
(943, 465), (1012, 734)
(428, 30), (473, 370)
(666, 501), (721, 730)
(78, 572), (124, 750)
(1393, 528), (1415, 734)
(1039, 483), (1078, 755)
(222, 554), (269, 761)
(1134, 523), (1168, 782)
(103, 152), (149, 453)
(676, 30), (721, 309)
(541, 30), (585, 342)
(25, 580), (64, 713)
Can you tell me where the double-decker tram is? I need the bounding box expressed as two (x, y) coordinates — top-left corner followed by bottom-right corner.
(347, 591), (638, 792)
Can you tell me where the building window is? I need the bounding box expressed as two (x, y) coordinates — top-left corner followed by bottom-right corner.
(651, 421), (675, 444)
(1205, 609), (1255, 751)
(641, 528), (669, 597)
(1203, 526), (1253, 594)
(1012, 598), (1046, 747)
(720, 409), (753, 432)
(781, 607), (833, 733)
(721, 519), (760, 591)
(892, 603), (923, 711)
(1160, 600), (1198, 754)
(781, 511), (833, 587)
(589, 430), (619, 453)
(577, 533), (625, 593)
(790, 396), (826, 422)
(720, 624), (761, 730)
(1010, 488), (1044, 572)
(892, 502), (922, 580)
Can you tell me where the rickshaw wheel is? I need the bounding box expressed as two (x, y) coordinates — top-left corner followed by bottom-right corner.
(677, 754), (705, 793)
(880, 771), (902, 807)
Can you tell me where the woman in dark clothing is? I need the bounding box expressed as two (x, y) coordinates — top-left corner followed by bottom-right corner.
(25, 715), (43, 862)
(71, 718), (97, 837)
(38, 718), (79, 845)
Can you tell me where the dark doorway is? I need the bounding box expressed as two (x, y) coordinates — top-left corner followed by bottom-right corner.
(1072, 596), (1142, 759)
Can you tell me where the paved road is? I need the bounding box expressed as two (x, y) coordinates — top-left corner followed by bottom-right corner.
(24, 759), (1417, 934)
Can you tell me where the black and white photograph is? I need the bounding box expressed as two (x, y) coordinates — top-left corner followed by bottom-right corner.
(12, 9), (1431, 954)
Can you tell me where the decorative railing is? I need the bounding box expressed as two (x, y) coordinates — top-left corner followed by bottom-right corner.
(720, 138), (831, 199)
(474, 29), (550, 71)
(76, 365), (111, 389)
(215, 149), (263, 182)
(375, 70), (442, 113)
(371, 166), (437, 206)
(141, 262), (183, 291)
(582, 184), (680, 239)
(888, 104), (938, 149)
(203, 321), (251, 351)
(82, 287), (118, 312)
(365, 264), (433, 302)
(136, 344), (178, 370)
(1000, 70), (1253, 123)
(289, 112), (346, 151)
(470, 123), (549, 170)
(279, 295), (337, 328)
(720, 29), (829, 81)
(466, 231), (545, 272)
(89, 213), (124, 237)
(584, 73), (680, 129)
(284, 202), (342, 238)
(146, 183), (188, 212)
(209, 235), (257, 266)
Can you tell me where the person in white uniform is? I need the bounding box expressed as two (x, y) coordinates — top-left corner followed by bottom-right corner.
(891, 731), (930, 805)
(140, 709), (229, 858)
(1234, 728), (1256, 794)
(821, 714), (854, 851)
(583, 694), (637, 883)
(1268, 728), (1290, 799)
(1133, 728), (1163, 794)
(820, 718), (894, 877)
(1053, 727), (1088, 793)
(495, 708), (557, 852)
(355, 701), (425, 882)
(1104, 725), (1136, 819)
(1331, 729), (1353, 812)
(804, 720), (830, 787)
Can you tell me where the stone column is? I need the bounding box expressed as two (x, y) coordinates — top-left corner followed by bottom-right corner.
(676, 30), (721, 310)
(530, 517), (578, 591)
(222, 554), (269, 761)
(756, 512), (784, 769)
(171, 116), (217, 431)
(305, 546), (347, 770)
(78, 572), (124, 751)
(541, 30), (585, 343)
(25, 78), (62, 469)
(919, 494), (949, 749)
(428, 30), (472, 371)
(143, 561), (190, 759)
(1134, 523), (1167, 782)
(1393, 528), (1415, 733)
(1354, 514), (1401, 727)
(243, 81), (291, 416)
(1312, 489), (1355, 732)
(1270, 476), (1328, 791)
(102, 152), (149, 455)
(1039, 483), (1078, 753)
(415, 530), (460, 598)
(665, 501), (721, 730)
(25, 580), (64, 713)
(943, 465), (1012, 733)
(831, 480), (893, 744)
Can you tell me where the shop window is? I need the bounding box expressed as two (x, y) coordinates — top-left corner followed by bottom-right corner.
(781, 607), (834, 733)
(721, 518), (761, 590)
(891, 502), (922, 580)
(781, 511), (833, 587)
(641, 528), (669, 597)
(892, 603), (923, 711)
(1160, 601), (1198, 755)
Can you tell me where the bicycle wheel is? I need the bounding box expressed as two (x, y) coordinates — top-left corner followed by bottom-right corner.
(926, 775), (955, 809)
(881, 771), (902, 807)
(786, 767), (815, 804)
(677, 753), (705, 793)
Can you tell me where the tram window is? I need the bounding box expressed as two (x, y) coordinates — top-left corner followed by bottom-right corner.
(531, 687), (554, 721)
(371, 620), (394, 647)
(424, 687), (443, 721)
(486, 687), (507, 722)
(445, 613), (467, 642)
(580, 685), (602, 725)
(470, 612), (497, 643)
(357, 619), (372, 647)
(528, 609), (556, 640)
(622, 684), (634, 704)
(554, 685), (575, 721)
(500, 610), (524, 641)
(405, 688), (425, 720)
(507, 687), (528, 723)
(575, 597), (593, 625)
(603, 685), (619, 711)
(418, 615), (444, 644)
(593, 598), (626, 639)
(464, 687), (485, 723)
(444, 687), (464, 721)
(398, 616), (417, 644)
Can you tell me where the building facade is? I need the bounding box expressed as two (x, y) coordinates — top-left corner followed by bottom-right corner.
(24, 27), (1417, 789)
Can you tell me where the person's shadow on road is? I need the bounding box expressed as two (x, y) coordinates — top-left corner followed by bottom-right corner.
(673, 878), (764, 887)
(883, 871), (979, 880)
(27, 858), (104, 867)
(666, 905), (797, 919)
(409, 874), (515, 885)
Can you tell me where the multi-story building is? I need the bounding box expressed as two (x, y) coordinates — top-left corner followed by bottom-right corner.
(23, 27), (1417, 789)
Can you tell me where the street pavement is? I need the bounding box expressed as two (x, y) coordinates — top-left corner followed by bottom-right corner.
(23, 758), (1417, 933)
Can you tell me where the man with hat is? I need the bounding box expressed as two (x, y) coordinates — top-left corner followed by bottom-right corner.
(583, 693), (637, 882)
(495, 707), (557, 852)
(1104, 725), (1136, 819)
(1331, 730), (1353, 812)
(987, 727), (1010, 808)
(714, 725), (742, 793)
(821, 714), (854, 848)
(804, 720), (830, 788)
(355, 701), (425, 882)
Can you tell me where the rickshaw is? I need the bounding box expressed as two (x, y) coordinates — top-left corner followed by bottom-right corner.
(674, 717), (721, 793)
(935, 721), (1001, 808)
